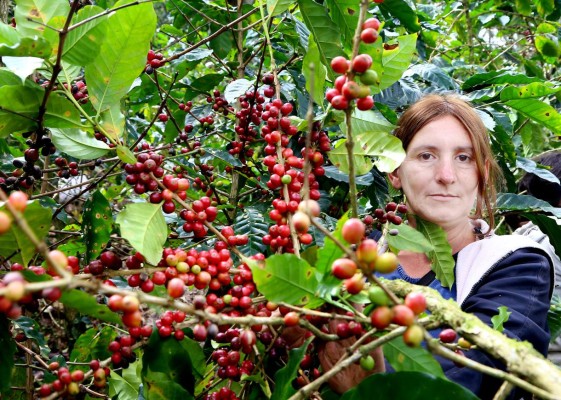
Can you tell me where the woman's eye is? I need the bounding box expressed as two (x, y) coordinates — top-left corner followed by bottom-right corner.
(457, 154), (471, 162)
(419, 153), (433, 160)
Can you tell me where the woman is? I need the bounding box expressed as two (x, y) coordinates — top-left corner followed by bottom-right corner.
(322, 94), (554, 399)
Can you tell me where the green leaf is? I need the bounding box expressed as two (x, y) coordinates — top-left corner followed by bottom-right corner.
(109, 360), (142, 399)
(462, 70), (543, 90)
(328, 139), (373, 176)
(224, 78), (255, 105)
(142, 334), (205, 400)
(506, 99), (561, 136)
(14, 0), (70, 37)
(324, 0), (359, 45)
(0, 85), (42, 137)
(250, 254), (324, 308)
(0, 68), (24, 86)
(356, 131), (406, 173)
(379, 0), (421, 33)
(298, 0), (346, 79)
(415, 217), (455, 288)
(0, 24), (52, 58)
(271, 337), (314, 400)
(491, 306), (511, 333)
(63, 5), (108, 65)
(116, 203), (167, 265)
(516, 156), (560, 184)
(379, 34), (418, 92)
(548, 295), (561, 342)
(522, 214), (561, 266)
(60, 289), (122, 324)
(233, 207), (269, 255)
(500, 82), (561, 100)
(535, 0), (555, 17)
(0, 315), (16, 394)
(341, 372), (477, 400)
(85, 0), (157, 113)
(69, 326), (115, 370)
(0, 201), (52, 265)
(267, 0), (293, 17)
(383, 337), (445, 378)
(386, 223), (434, 254)
(116, 145), (136, 164)
(13, 317), (50, 357)
(515, 0), (532, 15)
(100, 103), (125, 139)
(82, 191), (113, 263)
(44, 93), (84, 129)
(302, 34), (327, 107)
(50, 128), (110, 159)
(496, 193), (561, 218)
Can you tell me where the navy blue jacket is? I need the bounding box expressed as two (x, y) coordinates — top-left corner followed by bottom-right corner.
(379, 244), (553, 399)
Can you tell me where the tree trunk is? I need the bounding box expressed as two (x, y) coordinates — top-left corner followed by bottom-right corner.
(0, 0), (10, 24)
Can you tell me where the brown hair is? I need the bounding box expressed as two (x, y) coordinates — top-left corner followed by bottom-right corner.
(393, 93), (503, 231)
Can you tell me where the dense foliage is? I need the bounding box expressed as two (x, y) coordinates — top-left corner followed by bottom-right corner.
(1, 0), (561, 399)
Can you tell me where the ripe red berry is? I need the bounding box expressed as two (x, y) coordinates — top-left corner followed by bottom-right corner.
(360, 28), (379, 44)
(392, 304), (415, 327)
(330, 56), (349, 74)
(331, 258), (357, 280)
(342, 218), (365, 244)
(8, 191), (28, 212)
(370, 306), (393, 330)
(363, 18), (381, 31)
(167, 278), (185, 298)
(439, 328), (457, 343)
(356, 96), (374, 111)
(283, 312), (300, 327)
(351, 54), (373, 74)
(404, 292), (427, 315)
(356, 239), (378, 264)
(330, 95), (349, 110)
(344, 273), (365, 294)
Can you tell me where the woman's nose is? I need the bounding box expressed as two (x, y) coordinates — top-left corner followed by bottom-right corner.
(435, 158), (456, 184)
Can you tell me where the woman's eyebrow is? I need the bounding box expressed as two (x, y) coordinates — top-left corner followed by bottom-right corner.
(408, 145), (474, 153)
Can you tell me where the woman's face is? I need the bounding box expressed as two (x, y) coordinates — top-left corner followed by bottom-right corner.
(389, 115), (480, 230)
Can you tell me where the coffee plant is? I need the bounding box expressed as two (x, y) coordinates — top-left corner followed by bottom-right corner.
(1, 0), (561, 399)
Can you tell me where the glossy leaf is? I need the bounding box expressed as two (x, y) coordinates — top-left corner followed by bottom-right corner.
(44, 93), (84, 128)
(82, 190), (113, 262)
(85, 0), (157, 113)
(535, 0), (555, 17)
(60, 290), (122, 324)
(0, 68), (23, 86)
(0, 201), (51, 265)
(379, 0), (421, 32)
(323, 165), (374, 186)
(348, 109), (396, 136)
(142, 334), (205, 399)
(522, 213), (561, 266)
(267, 0), (293, 17)
(341, 372), (477, 400)
(69, 326), (115, 369)
(116, 145), (137, 164)
(324, 0), (359, 45)
(224, 78), (254, 105)
(497, 193), (561, 218)
(328, 138), (373, 180)
(116, 203), (167, 265)
(110, 360), (142, 399)
(500, 82), (561, 100)
(50, 128), (110, 160)
(462, 70), (543, 90)
(63, 5), (108, 65)
(14, 0), (70, 37)
(406, 64), (458, 90)
(100, 103), (126, 139)
(0, 315), (16, 393)
(13, 317), (50, 357)
(383, 337), (445, 378)
(298, 0), (346, 79)
(386, 223), (434, 254)
(356, 131), (406, 173)
(379, 34), (418, 91)
(0, 85), (42, 136)
(271, 337), (314, 400)
(415, 217), (455, 288)
(250, 254), (324, 308)
(516, 156), (560, 184)
(515, 0), (532, 15)
(491, 306), (511, 333)
(0, 24), (52, 58)
(302, 34), (327, 107)
(233, 207), (269, 255)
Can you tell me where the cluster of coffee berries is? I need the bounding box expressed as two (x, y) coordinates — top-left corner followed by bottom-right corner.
(108, 335), (137, 368)
(203, 387), (240, 400)
(373, 201), (407, 225)
(211, 345), (255, 382)
(145, 49), (164, 74)
(178, 196), (216, 237)
(69, 79), (88, 104)
(54, 157), (79, 178)
(155, 310), (186, 339)
(325, 17), (381, 111)
(262, 73), (275, 98)
(38, 362), (96, 397)
(369, 291), (426, 347)
(107, 293), (142, 328)
(228, 89), (265, 157)
(124, 147), (166, 195)
(208, 90), (232, 116)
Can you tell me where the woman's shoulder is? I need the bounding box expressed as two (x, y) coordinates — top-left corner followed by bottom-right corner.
(456, 233), (553, 306)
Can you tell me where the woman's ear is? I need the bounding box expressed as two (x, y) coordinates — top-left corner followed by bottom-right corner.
(388, 169), (402, 189)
